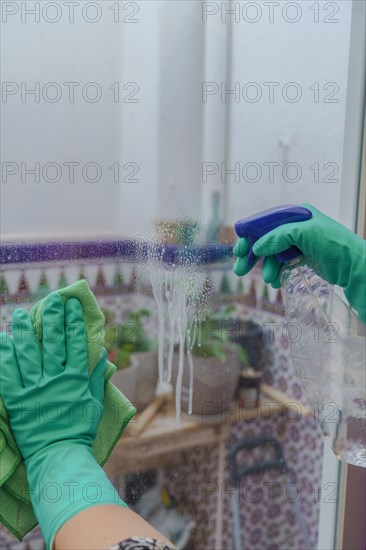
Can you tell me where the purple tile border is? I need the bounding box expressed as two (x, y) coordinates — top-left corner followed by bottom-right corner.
(0, 240), (233, 266)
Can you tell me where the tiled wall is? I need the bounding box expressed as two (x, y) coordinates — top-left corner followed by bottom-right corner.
(163, 302), (323, 550)
(0, 256), (323, 549)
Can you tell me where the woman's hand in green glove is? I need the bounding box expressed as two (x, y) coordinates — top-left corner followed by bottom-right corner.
(0, 293), (107, 461)
(1, 293), (174, 550)
(233, 203), (366, 322)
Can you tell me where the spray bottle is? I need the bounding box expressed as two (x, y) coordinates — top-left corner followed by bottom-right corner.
(235, 205), (366, 467)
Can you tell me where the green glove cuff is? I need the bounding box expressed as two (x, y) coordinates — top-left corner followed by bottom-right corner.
(25, 443), (127, 550)
(342, 235), (366, 324)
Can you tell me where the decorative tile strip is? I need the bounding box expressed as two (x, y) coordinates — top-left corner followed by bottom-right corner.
(0, 240), (233, 266)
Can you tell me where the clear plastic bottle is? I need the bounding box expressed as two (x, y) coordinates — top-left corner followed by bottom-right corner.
(235, 205), (366, 467)
(281, 256), (366, 467)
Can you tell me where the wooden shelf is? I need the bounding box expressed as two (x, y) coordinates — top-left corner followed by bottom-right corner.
(104, 385), (311, 476)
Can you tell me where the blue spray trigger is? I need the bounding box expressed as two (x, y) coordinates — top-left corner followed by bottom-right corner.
(234, 204), (313, 269)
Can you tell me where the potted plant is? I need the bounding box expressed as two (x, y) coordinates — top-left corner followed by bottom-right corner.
(172, 306), (250, 415)
(104, 308), (158, 411)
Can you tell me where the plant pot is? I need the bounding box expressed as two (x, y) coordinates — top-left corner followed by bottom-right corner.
(171, 350), (241, 416)
(154, 220), (179, 244)
(111, 351), (158, 412)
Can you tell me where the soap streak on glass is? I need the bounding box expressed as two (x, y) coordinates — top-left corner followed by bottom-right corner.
(147, 239), (210, 427)
(148, 244), (166, 385)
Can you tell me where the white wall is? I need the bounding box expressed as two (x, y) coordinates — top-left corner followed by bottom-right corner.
(118, 2), (161, 238)
(203, 1), (353, 225)
(156, 1), (204, 221)
(1, 2), (125, 239)
(0, 1), (357, 242)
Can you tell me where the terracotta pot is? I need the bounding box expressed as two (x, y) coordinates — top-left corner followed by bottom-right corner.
(154, 220), (179, 244)
(171, 349), (241, 415)
(218, 226), (237, 245)
(111, 351), (158, 412)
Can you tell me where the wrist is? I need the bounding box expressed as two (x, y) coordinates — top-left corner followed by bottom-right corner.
(25, 443), (127, 549)
(343, 236), (366, 323)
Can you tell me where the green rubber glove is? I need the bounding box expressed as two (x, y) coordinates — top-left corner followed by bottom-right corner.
(0, 294), (127, 549)
(233, 203), (366, 323)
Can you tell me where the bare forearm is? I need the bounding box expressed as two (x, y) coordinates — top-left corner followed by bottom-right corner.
(55, 505), (174, 550)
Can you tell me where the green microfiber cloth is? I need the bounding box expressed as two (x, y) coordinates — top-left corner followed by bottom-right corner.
(0, 279), (136, 540)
